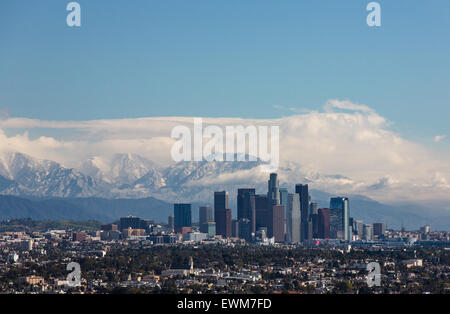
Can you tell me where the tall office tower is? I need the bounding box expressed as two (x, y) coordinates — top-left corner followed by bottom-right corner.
(330, 197), (350, 241)
(199, 206), (213, 233)
(268, 173), (280, 205)
(309, 202), (318, 216)
(279, 188), (288, 235)
(214, 191), (232, 238)
(420, 225), (431, 234)
(307, 221), (313, 242)
(318, 208), (330, 239)
(268, 204), (285, 242)
(168, 216), (174, 232)
(238, 218), (252, 242)
(232, 219), (239, 238)
(363, 224), (373, 241)
(295, 184), (310, 241)
(353, 220), (364, 238)
(373, 223), (386, 237)
(279, 188), (288, 210)
(286, 193), (301, 243)
(329, 207), (344, 239)
(214, 191), (229, 209)
(310, 202), (319, 238)
(237, 188), (256, 236)
(120, 216), (142, 230)
(174, 204), (192, 234)
(255, 194), (268, 230)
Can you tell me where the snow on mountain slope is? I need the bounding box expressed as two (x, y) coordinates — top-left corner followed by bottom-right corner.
(0, 152), (104, 198)
(79, 153), (157, 185)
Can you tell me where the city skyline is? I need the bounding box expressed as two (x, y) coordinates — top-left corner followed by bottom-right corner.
(171, 172), (407, 244)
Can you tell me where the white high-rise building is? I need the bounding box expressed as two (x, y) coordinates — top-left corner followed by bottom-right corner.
(286, 193), (301, 243)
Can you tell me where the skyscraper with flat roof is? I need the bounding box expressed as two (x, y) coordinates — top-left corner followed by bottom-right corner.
(214, 191), (232, 238)
(373, 223), (386, 237)
(268, 204), (285, 242)
(318, 208), (330, 239)
(286, 193), (300, 243)
(237, 188), (256, 238)
(174, 204), (192, 234)
(199, 206), (213, 234)
(120, 216), (142, 230)
(295, 184), (310, 241)
(268, 173), (280, 205)
(255, 194), (268, 230)
(330, 197), (350, 241)
(214, 191), (228, 209)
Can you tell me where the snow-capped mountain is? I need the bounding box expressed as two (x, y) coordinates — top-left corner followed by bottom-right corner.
(0, 151), (358, 202)
(79, 153), (157, 185)
(0, 152), (104, 198)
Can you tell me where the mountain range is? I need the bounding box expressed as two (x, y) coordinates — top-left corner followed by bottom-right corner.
(0, 152), (448, 230)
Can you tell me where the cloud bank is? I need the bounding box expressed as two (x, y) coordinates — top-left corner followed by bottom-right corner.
(0, 100), (449, 202)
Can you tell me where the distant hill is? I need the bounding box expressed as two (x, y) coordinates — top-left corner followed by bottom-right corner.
(0, 195), (173, 223)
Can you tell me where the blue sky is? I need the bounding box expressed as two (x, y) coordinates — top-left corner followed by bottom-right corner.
(0, 0), (449, 143)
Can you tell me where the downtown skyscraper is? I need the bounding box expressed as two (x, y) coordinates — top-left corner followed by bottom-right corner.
(237, 188), (256, 241)
(174, 203), (192, 234)
(214, 191), (232, 238)
(286, 193), (301, 243)
(330, 197), (350, 241)
(295, 184), (310, 242)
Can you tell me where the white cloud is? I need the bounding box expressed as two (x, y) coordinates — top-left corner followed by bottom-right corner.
(0, 100), (449, 202)
(434, 135), (446, 142)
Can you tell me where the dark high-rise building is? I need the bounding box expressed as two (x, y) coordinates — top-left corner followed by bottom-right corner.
(268, 173), (280, 205)
(232, 219), (239, 238)
(101, 224), (118, 232)
(199, 206), (213, 225)
(214, 191), (232, 238)
(330, 197), (350, 241)
(307, 221), (313, 242)
(237, 189), (256, 236)
(295, 184), (310, 241)
(268, 205), (285, 242)
(238, 218), (252, 242)
(255, 194), (268, 230)
(310, 202), (319, 238)
(214, 191), (228, 209)
(199, 206), (213, 233)
(120, 216), (142, 230)
(318, 208), (330, 239)
(237, 188), (255, 219)
(168, 216), (174, 231)
(373, 223), (386, 237)
(174, 204), (192, 233)
(310, 202), (318, 216)
(279, 188), (288, 212)
(215, 208), (232, 238)
(329, 207), (344, 239)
